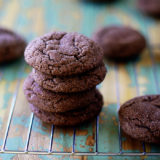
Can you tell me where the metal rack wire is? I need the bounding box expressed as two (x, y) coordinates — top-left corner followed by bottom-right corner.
(0, 45), (160, 156)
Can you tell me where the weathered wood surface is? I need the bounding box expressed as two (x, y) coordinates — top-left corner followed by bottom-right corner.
(0, 0), (159, 159)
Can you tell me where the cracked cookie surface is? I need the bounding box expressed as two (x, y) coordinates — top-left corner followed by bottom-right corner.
(25, 31), (103, 76)
(92, 26), (146, 61)
(29, 91), (103, 126)
(0, 27), (26, 63)
(32, 63), (106, 93)
(23, 74), (99, 112)
(119, 95), (160, 144)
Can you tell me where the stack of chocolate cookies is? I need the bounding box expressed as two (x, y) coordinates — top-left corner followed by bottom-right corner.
(23, 31), (106, 126)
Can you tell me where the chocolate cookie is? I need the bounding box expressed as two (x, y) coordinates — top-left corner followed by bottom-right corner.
(24, 31), (103, 76)
(92, 26), (146, 61)
(0, 27), (26, 63)
(119, 95), (160, 144)
(24, 74), (99, 112)
(29, 91), (103, 126)
(32, 63), (106, 93)
(138, 0), (160, 17)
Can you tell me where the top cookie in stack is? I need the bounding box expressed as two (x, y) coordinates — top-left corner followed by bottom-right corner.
(24, 31), (107, 126)
(25, 32), (106, 92)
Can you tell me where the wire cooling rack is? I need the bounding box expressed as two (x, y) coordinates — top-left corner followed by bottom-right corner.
(0, 43), (160, 157)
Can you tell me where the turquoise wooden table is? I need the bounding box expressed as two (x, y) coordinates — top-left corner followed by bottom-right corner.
(0, 0), (160, 159)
